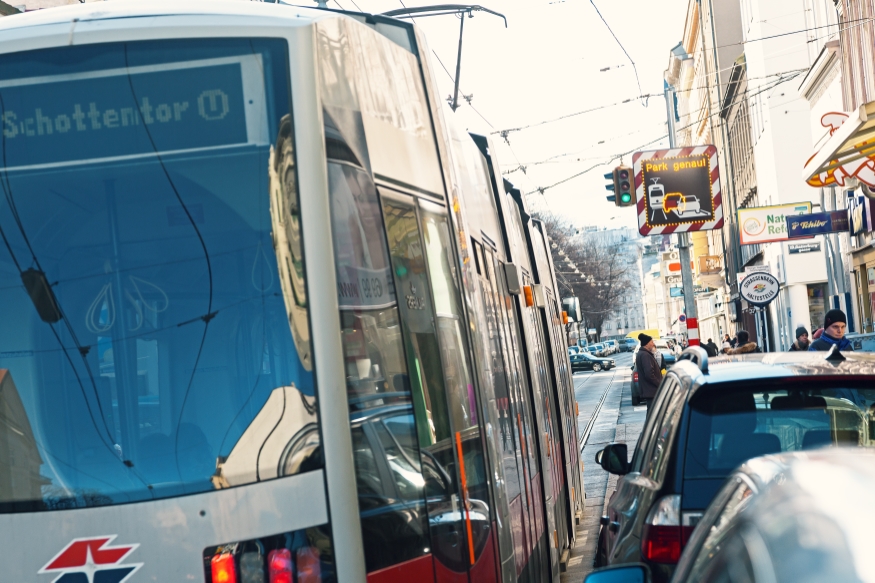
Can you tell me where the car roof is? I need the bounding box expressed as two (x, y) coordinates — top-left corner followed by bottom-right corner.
(670, 349), (875, 395)
(730, 449), (875, 580)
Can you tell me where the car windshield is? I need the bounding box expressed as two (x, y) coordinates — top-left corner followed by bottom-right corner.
(684, 381), (875, 479)
(0, 39), (317, 512)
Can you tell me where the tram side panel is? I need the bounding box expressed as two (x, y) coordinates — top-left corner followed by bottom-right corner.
(315, 17), (501, 583)
(444, 125), (553, 583)
(529, 219), (583, 546)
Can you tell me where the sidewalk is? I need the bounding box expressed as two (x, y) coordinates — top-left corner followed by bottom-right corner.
(561, 368), (646, 582)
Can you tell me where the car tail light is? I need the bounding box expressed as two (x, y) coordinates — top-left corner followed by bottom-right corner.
(268, 549), (293, 583)
(211, 553), (238, 583)
(640, 495), (694, 564)
(633, 372), (639, 382)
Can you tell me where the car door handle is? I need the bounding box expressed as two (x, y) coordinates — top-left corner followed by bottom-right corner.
(609, 521), (620, 533)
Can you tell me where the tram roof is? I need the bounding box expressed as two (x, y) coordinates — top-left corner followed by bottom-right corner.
(0, 0), (338, 33)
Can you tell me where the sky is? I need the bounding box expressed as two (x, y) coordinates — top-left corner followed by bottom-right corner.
(347, 0), (688, 233)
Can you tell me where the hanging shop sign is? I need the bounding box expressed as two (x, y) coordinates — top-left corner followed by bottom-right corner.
(788, 242), (821, 254)
(698, 255), (722, 275)
(669, 286), (684, 298)
(664, 274), (682, 285)
(848, 193), (871, 235)
(786, 210), (850, 238)
(739, 272), (780, 306)
(738, 202), (812, 245)
(634, 145), (723, 236)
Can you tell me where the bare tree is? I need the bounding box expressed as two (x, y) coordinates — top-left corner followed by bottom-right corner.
(539, 213), (637, 341)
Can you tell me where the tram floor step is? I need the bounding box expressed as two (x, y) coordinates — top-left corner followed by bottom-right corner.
(559, 549), (570, 572)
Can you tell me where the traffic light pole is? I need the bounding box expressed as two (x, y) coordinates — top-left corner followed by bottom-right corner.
(665, 84), (699, 346)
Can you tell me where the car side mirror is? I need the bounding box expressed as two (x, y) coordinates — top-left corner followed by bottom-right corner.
(595, 443), (629, 475)
(584, 564), (651, 583)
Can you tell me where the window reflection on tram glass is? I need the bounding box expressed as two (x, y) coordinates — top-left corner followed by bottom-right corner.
(325, 114), (431, 573)
(0, 39), (323, 512)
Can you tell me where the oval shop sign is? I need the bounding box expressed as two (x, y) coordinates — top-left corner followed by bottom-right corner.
(740, 272), (780, 306)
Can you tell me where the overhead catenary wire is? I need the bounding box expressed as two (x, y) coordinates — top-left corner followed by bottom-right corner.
(523, 71), (801, 196)
(587, 0), (645, 106)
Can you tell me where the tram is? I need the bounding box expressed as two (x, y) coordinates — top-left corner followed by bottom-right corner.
(0, 3), (582, 583)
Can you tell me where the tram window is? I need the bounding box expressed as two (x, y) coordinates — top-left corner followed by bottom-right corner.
(0, 38), (322, 512)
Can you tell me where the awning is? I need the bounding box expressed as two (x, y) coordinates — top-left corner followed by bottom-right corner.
(804, 101), (875, 183)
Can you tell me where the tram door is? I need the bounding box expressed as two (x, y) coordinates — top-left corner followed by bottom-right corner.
(521, 275), (562, 578)
(380, 193), (498, 583)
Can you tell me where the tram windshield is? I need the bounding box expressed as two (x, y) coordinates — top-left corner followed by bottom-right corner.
(0, 39), (319, 512)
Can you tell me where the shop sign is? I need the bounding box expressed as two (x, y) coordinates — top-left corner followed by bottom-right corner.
(669, 286), (684, 297)
(786, 210), (850, 238)
(739, 272), (780, 306)
(738, 202), (812, 245)
(698, 255), (722, 275)
(849, 194), (870, 235)
(788, 242), (821, 254)
(664, 274), (682, 285)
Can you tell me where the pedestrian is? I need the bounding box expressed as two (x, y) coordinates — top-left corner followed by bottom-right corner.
(788, 326), (810, 351)
(729, 333), (738, 348)
(727, 330), (759, 354)
(721, 340), (731, 354)
(812, 327), (824, 340)
(703, 338), (720, 356)
(809, 309), (853, 351)
(635, 333), (663, 412)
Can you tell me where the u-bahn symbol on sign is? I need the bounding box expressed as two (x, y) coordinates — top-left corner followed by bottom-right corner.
(633, 146), (723, 236)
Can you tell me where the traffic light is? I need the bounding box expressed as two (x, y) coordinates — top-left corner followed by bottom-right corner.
(604, 171), (616, 205)
(614, 165), (634, 207)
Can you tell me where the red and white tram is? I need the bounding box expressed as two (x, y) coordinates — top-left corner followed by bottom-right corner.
(0, 3), (582, 582)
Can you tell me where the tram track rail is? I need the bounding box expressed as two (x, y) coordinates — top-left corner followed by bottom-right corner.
(577, 370), (618, 454)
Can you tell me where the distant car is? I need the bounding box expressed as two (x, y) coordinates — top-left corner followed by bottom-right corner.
(604, 340), (619, 354)
(570, 352), (615, 373)
(620, 339), (638, 352)
(568, 346), (580, 356)
(586, 448), (875, 583)
(591, 343), (607, 357)
(594, 347), (875, 583)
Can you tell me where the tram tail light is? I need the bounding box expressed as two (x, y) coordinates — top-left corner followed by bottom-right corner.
(268, 549), (293, 583)
(633, 372), (639, 383)
(297, 547), (322, 583)
(640, 495), (693, 564)
(211, 553), (238, 583)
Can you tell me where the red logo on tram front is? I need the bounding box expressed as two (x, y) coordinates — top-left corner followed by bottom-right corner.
(39, 536), (142, 583)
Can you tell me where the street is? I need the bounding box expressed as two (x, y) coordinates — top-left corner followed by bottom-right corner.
(562, 351), (644, 582)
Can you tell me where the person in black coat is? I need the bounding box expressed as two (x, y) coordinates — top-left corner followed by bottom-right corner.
(788, 326), (810, 351)
(635, 333), (663, 411)
(703, 338), (720, 357)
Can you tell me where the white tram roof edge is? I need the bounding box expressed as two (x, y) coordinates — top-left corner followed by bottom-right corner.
(0, 0), (338, 35)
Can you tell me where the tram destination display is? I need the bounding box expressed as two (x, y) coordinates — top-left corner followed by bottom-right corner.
(0, 55), (268, 170)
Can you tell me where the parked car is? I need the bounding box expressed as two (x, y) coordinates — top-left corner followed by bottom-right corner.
(591, 343), (607, 357)
(620, 338), (639, 352)
(570, 352), (615, 373)
(604, 340), (619, 354)
(585, 449), (875, 583)
(594, 347), (875, 583)
(630, 342), (675, 406)
(568, 346), (580, 356)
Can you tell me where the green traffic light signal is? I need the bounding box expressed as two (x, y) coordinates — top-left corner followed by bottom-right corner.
(620, 192), (632, 204)
(615, 165), (634, 207)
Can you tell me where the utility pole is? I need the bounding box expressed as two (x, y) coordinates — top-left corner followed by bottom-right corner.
(664, 83), (700, 346)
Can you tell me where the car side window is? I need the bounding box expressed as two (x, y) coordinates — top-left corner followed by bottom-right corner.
(639, 376), (684, 481)
(631, 376), (677, 473)
(694, 529), (756, 583)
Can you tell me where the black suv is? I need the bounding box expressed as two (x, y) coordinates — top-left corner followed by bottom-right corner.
(594, 346), (875, 583)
